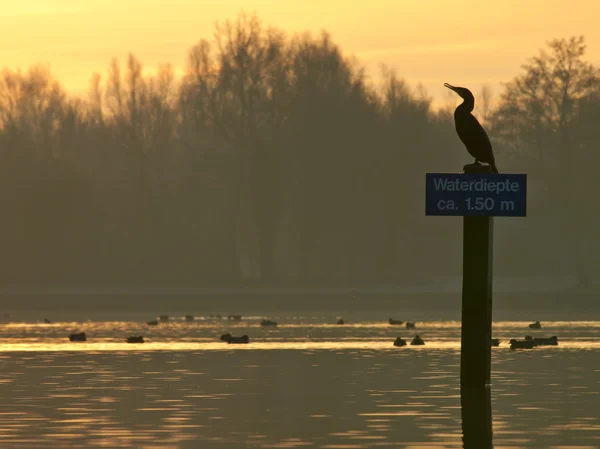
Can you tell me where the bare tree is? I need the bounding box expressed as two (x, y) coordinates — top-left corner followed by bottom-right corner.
(3, 14), (589, 288)
(492, 36), (600, 288)
(494, 36), (597, 171)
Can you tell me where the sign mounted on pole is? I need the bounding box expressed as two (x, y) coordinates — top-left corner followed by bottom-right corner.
(425, 173), (527, 217)
(425, 166), (527, 387)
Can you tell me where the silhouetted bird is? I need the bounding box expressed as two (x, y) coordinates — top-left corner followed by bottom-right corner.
(444, 83), (498, 173)
(220, 333), (233, 341)
(126, 336), (144, 343)
(509, 339), (536, 350)
(69, 332), (86, 342)
(536, 336), (558, 346)
(393, 337), (407, 347)
(410, 335), (425, 345)
(220, 333), (249, 344)
(227, 335), (250, 344)
(526, 335), (558, 346)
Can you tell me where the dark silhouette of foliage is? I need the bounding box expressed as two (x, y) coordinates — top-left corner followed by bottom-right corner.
(0, 16), (598, 289)
(491, 36), (600, 288)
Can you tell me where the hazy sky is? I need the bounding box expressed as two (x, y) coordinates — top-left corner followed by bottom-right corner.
(3, 0), (600, 104)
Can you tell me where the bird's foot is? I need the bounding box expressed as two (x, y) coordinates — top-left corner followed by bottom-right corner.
(463, 163), (494, 174)
(463, 161), (483, 171)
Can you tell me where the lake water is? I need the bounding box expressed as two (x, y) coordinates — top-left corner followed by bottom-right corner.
(0, 317), (599, 448)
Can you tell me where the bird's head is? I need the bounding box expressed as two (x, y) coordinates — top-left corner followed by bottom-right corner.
(444, 83), (474, 104)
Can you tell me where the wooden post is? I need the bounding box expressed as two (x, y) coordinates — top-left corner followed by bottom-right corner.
(461, 385), (493, 449)
(461, 164), (494, 388)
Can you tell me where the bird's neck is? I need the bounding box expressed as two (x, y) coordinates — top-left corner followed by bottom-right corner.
(457, 98), (474, 113)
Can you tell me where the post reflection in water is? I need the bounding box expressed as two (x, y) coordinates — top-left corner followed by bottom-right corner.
(461, 385), (493, 449)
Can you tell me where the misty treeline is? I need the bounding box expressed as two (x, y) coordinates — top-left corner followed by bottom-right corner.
(0, 15), (598, 287)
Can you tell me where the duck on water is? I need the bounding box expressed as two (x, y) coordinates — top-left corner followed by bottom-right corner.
(510, 339), (537, 350)
(393, 337), (407, 347)
(126, 336), (144, 343)
(410, 335), (425, 345)
(69, 332), (86, 342)
(525, 335), (558, 346)
(220, 333), (250, 344)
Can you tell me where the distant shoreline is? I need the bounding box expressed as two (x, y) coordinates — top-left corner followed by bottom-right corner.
(2, 285), (598, 322)
(0, 275), (591, 296)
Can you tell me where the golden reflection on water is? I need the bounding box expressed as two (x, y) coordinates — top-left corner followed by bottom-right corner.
(0, 340), (599, 352)
(0, 321), (598, 448)
(0, 319), (599, 353)
(0, 341), (460, 351)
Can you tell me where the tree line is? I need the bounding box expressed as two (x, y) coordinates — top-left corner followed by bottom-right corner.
(1, 15), (598, 288)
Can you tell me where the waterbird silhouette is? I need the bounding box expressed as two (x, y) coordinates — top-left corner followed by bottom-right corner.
(220, 333), (233, 341)
(410, 335), (425, 345)
(509, 339), (536, 350)
(444, 83), (498, 173)
(393, 337), (407, 347)
(126, 336), (144, 343)
(220, 333), (249, 344)
(69, 332), (86, 342)
(537, 337), (558, 346)
(227, 335), (249, 344)
(526, 335), (558, 346)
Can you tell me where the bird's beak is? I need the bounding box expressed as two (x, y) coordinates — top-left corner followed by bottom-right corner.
(443, 82), (457, 92)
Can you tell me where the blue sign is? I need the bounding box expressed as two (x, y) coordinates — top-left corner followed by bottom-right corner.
(426, 173), (527, 217)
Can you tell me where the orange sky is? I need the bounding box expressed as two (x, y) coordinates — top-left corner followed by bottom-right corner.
(2, 0), (600, 105)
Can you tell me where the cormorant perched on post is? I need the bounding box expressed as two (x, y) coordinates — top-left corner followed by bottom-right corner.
(444, 83), (498, 173)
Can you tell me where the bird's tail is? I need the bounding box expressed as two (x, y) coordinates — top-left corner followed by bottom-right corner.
(491, 163), (499, 174)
